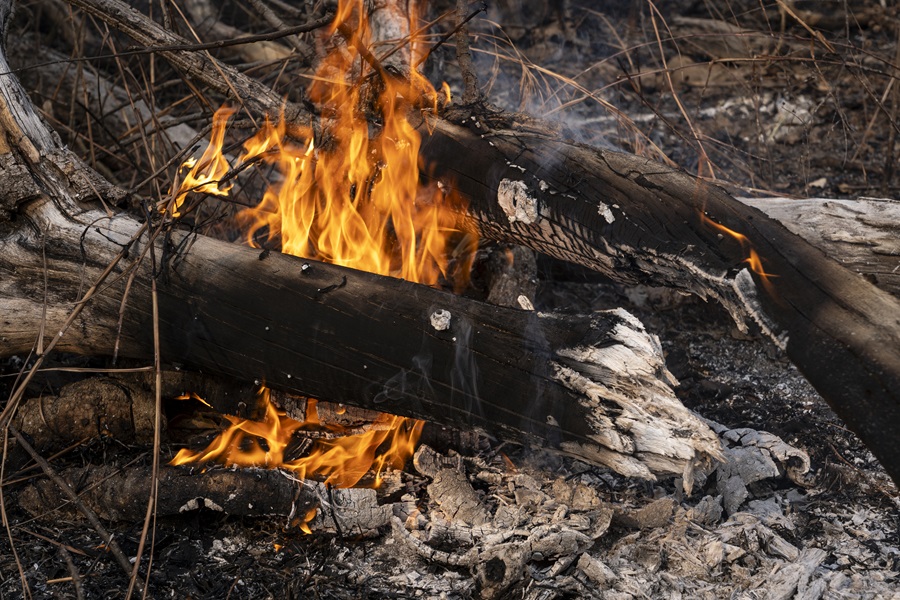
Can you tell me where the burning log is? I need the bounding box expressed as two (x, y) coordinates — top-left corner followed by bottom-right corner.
(52, 0), (900, 483)
(0, 0), (726, 487)
(0, 185), (722, 485)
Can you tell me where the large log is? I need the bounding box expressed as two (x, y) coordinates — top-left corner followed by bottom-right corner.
(14, 41), (898, 301)
(0, 196), (720, 485)
(742, 196), (900, 298)
(413, 112), (900, 486)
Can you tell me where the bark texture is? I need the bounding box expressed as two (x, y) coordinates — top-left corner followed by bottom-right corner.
(413, 111), (900, 486)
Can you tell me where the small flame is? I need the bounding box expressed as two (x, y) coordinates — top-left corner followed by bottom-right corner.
(171, 388), (423, 489)
(298, 507), (318, 535)
(701, 212), (777, 292)
(166, 107), (235, 217)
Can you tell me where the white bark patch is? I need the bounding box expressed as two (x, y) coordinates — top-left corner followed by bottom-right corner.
(497, 179), (539, 224)
(179, 498), (223, 512)
(550, 308), (722, 493)
(430, 309), (451, 331)
(732, 268), (788, 349)
(598, 202), (615, 224)
(517, 295), (534, 311)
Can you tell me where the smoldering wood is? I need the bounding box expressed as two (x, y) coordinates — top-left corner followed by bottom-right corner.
(13, 46), (898, 292)
(484, 245), (538, 309)
(14, 461), (390, 537)
(21, 41), (894, 303)
(412, 111), (900, 486)
(17, 465), (308, 521)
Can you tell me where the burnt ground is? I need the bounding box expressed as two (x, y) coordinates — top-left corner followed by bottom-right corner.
(1, 1), (899, 598)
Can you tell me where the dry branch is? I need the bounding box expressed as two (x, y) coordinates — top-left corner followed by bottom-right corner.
(64, 0), (317, 122)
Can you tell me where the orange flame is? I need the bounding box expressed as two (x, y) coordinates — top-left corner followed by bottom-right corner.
(701, 212), (777, 290)
(171, 389), (423, 489)
(166, 107), (236, 217)
(168, 1), (466, 489)
(234, 45), (466, 283)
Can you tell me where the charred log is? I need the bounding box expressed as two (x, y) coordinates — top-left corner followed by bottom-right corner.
(413, 112), (900, 487)
(17, 464), (390, 534)
(0, 194), (721, 485)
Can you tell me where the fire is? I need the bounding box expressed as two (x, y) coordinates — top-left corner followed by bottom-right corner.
(167, 107), (236, 217)
(171, 388), (424, 489)
(233, 57), (465, 284)
(701, 212), (776, 291)
(169, 1), (470, 488)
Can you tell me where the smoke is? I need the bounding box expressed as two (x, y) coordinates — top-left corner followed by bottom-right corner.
(425, 0), (626, 149)
(372, 350), (435, 410)
(449, 315), (482, 420)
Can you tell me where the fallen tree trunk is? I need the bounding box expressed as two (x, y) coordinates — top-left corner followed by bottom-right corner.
(0, 191), (720, 484)
(414, 112), (900, 486)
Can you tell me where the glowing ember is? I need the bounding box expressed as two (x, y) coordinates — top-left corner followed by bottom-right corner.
(169, 1), (471, 488)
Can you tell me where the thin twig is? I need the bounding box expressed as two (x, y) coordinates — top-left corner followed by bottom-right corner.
(646, 0), (715, 178)
(2, 437), (94, 486)
(126, 218), (163, 600)
(37, 235), (48, 355)
(59, 546), (86, 600)
(8, 425), (138, 591)
(414, 2), (485, 70)
(246, 0), (312, 55)
(18, 528), (89, 556)
(336, 22), (390, 83)
(881, 21), (900, 194)
(455, 0), (481, 105)
(0, 13), (334, 77)
(0, 429), (32, 599)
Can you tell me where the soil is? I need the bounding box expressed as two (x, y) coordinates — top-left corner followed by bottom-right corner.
(1, 1), (898, 598)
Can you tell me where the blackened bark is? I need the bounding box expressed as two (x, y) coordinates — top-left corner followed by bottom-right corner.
(416, 111), (900, 485)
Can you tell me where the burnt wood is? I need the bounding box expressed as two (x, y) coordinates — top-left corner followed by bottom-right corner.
(416, 112), (900, 485)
